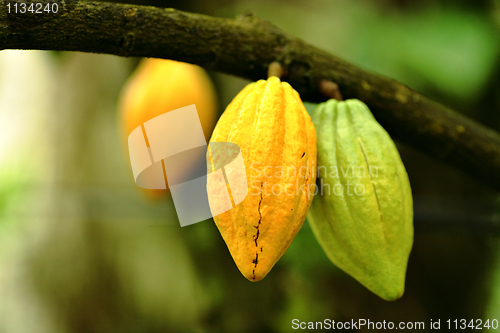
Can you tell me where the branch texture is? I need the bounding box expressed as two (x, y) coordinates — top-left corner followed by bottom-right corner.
(1, 0), (500, 191)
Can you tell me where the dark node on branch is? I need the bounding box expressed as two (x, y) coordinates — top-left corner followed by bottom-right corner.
(268, 61), (284, 79)
(319, 80), (343, 101)
(237, 9), (265, 26)
(237, 9), (285, 34)
(241, 9), (256, 19)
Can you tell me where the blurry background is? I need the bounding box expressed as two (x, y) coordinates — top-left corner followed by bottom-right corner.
(0, 0), (500, 332)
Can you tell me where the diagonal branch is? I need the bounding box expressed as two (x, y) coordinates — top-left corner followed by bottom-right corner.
(1, 0), (500, 191)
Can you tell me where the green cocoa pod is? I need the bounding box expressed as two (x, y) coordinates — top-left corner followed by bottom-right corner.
(308, 98), (413, 301)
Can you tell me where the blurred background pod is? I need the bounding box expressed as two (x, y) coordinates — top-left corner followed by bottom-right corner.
(117, 58), (218, 199)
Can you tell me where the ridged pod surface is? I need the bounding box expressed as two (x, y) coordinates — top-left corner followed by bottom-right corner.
(118, 58), (217, 198)
(308, 99), (413, 301)
(208, 77), (317, 281)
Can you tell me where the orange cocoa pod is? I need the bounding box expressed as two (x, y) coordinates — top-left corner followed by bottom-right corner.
(208, 77), (317, 281)
(118, 58), (218, 198)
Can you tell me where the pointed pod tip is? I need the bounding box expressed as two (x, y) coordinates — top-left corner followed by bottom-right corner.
(237, 259), (274, 282)
(370, 277), (406, 301)
(242, 269), (268, 282)
(378, 288), (405, 302)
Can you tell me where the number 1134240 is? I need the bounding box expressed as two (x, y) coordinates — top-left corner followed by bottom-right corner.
(7, 2), (58, 14)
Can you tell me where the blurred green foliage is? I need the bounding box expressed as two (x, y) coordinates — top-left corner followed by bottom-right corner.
(223, 0), (499, 107)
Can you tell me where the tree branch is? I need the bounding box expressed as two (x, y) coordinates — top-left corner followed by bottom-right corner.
(1, 0), (500, 191)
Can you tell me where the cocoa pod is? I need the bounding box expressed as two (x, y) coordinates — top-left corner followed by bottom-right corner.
(208, 77), (317, 281)
(118, 58), (218, 198)
(308, 98), (413, 301)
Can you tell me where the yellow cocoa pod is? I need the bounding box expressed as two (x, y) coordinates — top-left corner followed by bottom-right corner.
(208, 77), (317, 281)
(118, 58), (218, 198)
(308, 98), (413, 301)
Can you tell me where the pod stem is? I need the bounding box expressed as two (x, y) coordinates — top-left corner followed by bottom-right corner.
(267, 61), (284, 79)
(319, 79), (343, 101)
